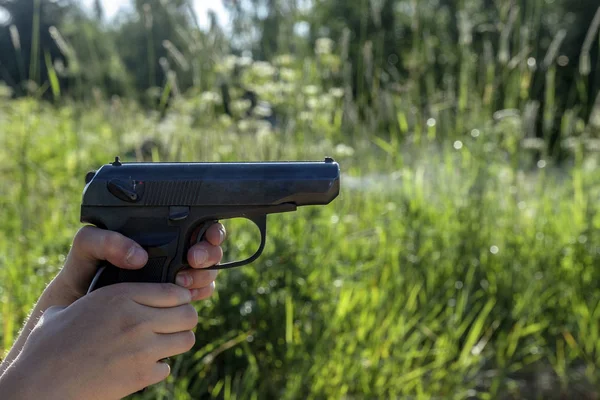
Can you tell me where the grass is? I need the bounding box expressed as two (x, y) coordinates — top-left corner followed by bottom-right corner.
(2, 1), (600, 398)
(2, 84), (600, 399)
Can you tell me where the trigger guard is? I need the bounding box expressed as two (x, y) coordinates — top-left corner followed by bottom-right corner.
(205, 214), (267, 271)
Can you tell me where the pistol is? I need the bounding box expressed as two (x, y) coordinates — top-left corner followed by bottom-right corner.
(81, 157), (340, 292)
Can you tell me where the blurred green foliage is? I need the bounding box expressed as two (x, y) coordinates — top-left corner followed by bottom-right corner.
(1, 0), (600, 399)
(1, 0), (599, 153)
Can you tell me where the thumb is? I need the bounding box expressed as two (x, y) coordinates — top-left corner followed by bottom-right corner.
(59, 226), (148, 295)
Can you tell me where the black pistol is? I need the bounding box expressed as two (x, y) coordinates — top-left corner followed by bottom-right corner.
(81, 157), (340, 291)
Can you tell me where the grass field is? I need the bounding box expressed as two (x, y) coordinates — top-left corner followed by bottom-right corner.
(2, 2), (600, 399)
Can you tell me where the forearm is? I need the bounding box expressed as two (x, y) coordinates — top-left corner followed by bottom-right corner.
(0, 358), (49, 400)
(0, 367), (28, 400)
(0, 277), (79, 376)
(0, 336), (72, 400)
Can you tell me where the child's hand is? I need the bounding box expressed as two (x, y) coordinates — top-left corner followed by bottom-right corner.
(1, 282), (199, 399)
(0, 223), (225, 380)
(55, 223), (226, 304)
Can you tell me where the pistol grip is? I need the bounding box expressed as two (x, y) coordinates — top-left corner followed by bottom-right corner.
(89, 236), (181, 291)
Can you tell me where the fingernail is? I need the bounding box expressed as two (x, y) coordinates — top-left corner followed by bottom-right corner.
(194, 248), (209, 266)
(218, 227), (226, 244)
(176, 273), (192, 287)
(126, 246), (146, 265)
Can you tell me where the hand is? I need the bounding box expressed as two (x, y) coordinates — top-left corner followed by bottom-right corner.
(0, 223), (226, 379)
(0, 283), (198, 400)
(55, 223), (226, 304)
(177, 223), (226, 301)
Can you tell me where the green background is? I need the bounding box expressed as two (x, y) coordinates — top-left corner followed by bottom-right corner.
(1, 0), (600, 398)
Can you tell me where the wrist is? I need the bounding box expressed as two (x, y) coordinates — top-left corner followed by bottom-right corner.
(1, 346), (79, 400)
(0, 358), (47, 400)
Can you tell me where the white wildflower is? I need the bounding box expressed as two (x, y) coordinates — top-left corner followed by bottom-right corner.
(585, 139), (600, 152)
(299, 112), (312, 122)
(521, 138), (545, 150)
(252, 61), (276, 78)
(237, 120), (251, 132)
(253, 102), (272, 118)
(280, 83), (296, 94)
(222, 55), (238, 70)
(273, 54), (295, 66)
(200, 91), (221, 104)
(280, 68), (298, 82)
(259, 82), (278, 96)
(303, 85), (319, 96)
(238, 56), (253, 67)
(319, 94), (334, 109)
(334, 144), (355, 157)
(329, 88), (345, 99)
(219, 114), (233, 127)
(232, 99), (252, 114)
(315, 37), (334, 55)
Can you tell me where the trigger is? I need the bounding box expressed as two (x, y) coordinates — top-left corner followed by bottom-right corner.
(191, 220), (219, 245)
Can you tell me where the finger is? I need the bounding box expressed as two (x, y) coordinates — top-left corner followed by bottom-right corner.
(68, 225), (148, 271)
(204, 223), (226, 246)
(61, 226), (149, 297)
(105, 282), (192, 308)
(155, 331), (196, 361)
(175, 269), (218, 289)
(145, 304), (199, 334)
(187, 242), (223, 269)
(133, 362), (171, 391)
(149, 362), (171, 386)
(190, 282), (216, 301)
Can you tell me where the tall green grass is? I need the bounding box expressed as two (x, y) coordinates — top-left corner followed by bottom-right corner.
(1, 1), (600, 398)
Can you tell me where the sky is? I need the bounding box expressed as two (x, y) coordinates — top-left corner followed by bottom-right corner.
(80, 0), (230, 29)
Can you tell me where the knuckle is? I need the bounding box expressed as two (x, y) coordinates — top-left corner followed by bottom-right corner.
(133, 366), (153, 387)
(98, 229), (111, 249)
(160, 282), (176, 294)
(134, 344), (153, 364)
(105, 283), (131, 303)
(160, 283), (185, 301)
(37, 306), (64, 328)
(45, 305), (63, 315)
(119, 313), (141, 335)
(72, 226), (92, 249)
(215, 246), (224, 262)
(202, 283), (216, 300)
(201, 271), (219, 287)
(180, 330), (196, 351)
(201, 282), (216, 299)
(181, 305), (199, 328)
(203, 246), (223, 268)
(118, 308), (147, 336)
(195, 270), (213, 286)
(101, 231), (126, 260)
